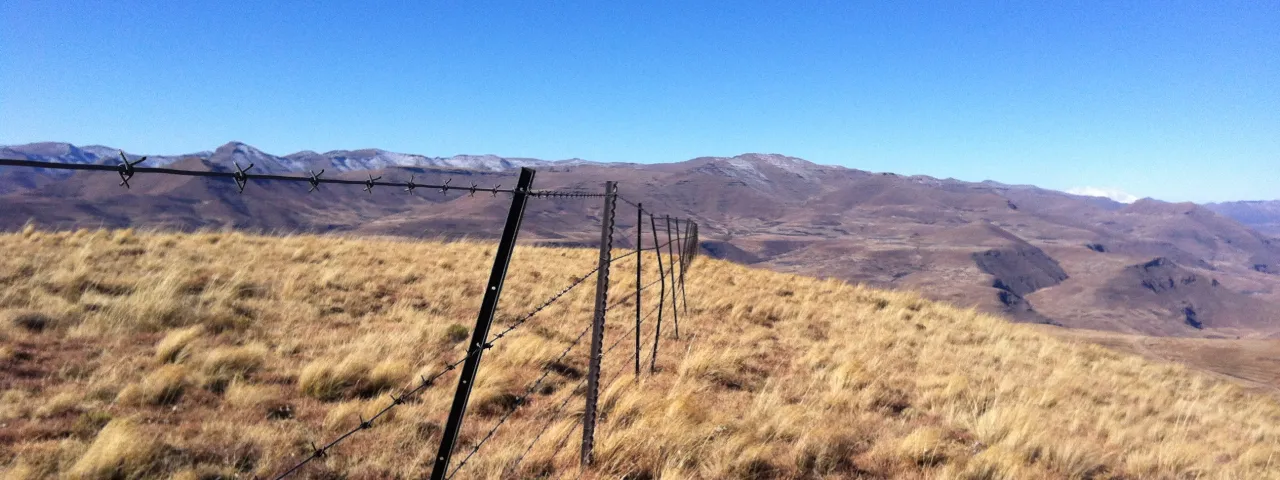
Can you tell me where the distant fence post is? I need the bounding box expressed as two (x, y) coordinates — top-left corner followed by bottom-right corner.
(634, 203), (643, 379)
(692, 222), (699, 261)
(665, 215), (680, 339)
(431, 167), (537, 480)
(581, 181), (617, 468)
(649, 213), (666, 374)
(675, 218), (688, 314)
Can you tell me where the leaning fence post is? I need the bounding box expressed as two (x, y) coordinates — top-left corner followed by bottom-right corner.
(675, 218), (689, 314)
(649, 213), (666, 374)
(430, 167), (536, 480)
(634, 203), (643, 379)
(581, 181), (617, 468)
(665, 215), (680, 339)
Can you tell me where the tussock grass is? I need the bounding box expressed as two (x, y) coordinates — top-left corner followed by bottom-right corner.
(0, 228), (1278, 478)
(297, 355), (405, 401)
(66, 419), (160, 479)
(201, 344), (267, 379)
(154, 325), (202, 364)
(117, 364), (189, 406)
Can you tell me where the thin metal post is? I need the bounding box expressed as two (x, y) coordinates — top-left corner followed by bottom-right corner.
(695, 223), (701, 260)
(675, 218), (689, 314)
(430, 167), (536, 480)
(692, 223), (699, 261)
(665, 215), (680, 340)
(649, 213), (665, 373)
(634, 203), (643, 379)
(581, 181), (617, 467)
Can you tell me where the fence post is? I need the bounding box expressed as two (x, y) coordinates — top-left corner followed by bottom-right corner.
(665, 216), (680, 339)
(430, 167), (537, 480)
(581, 181), (617, 468)
(687, 222), (698, 265)
(675, 218), (688, 314)
(692, 222), (699, 261)
(634, 203), (643, 379)
(648, 213), (665, 374)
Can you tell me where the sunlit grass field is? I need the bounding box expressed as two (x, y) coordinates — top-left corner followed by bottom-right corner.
(1, 227), (1278, 479)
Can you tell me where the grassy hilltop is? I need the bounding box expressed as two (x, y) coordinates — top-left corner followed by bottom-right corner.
(1, 228), (1278, 479)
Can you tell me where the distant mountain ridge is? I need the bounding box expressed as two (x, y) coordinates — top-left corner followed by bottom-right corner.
(1206, 200), (1280, 237)
(4, 140), (1280, 339)
(11, 141), (1256, 207)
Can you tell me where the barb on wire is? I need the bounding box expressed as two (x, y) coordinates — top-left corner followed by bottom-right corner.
(308, 169), (324, 193)
(448, 322), (594, 479)
(115, 151), (147, 189)
(267, 263), (603, 480)
(405, 175), (418, 193)
(233, 162), (254, 193)
(364, 174), (382, 193)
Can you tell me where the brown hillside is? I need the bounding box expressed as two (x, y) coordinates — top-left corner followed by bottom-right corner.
(2, 229), (1279, 479)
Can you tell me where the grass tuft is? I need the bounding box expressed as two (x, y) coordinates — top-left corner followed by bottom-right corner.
(117, 364), (189, 406)
(154, 326), (203, 364)
(299, 356), (411, 401)
(67, 419), (161, 479)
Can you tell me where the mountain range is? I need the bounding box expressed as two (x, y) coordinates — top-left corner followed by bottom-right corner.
(3, 141), (1279, 340)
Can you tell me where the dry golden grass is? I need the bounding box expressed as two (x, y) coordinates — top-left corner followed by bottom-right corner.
(0, 228), (1278, 479)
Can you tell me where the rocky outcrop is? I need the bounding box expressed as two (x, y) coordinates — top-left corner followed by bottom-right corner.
(973, 246), (1069, 296)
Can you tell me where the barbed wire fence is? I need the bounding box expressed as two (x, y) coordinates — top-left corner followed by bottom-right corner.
(0, 153), (701, 479)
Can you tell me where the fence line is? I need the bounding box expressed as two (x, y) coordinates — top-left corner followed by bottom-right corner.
(0, 155), (702, 480)
(0, 156), (603, 197)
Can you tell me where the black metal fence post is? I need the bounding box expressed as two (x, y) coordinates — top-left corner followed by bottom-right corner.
(581, 181), (617, 467)
(665, 215), (680, 340)
(649, 213), (666, 374)
(634, 203), (643, 379)
(430, 167), (536, 480)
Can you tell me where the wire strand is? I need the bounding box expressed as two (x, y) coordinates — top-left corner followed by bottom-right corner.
(447, 321), (594, 479)
(267, 262), (602, 480)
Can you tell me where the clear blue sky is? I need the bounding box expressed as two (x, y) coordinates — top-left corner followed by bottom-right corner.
(2, 1), (1276, 202)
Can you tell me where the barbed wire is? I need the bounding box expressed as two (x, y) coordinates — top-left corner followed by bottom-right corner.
(447, 320), (595, 479)
(3, 154), (706, 480)
(605, 237), (679, 264)
(503, 277), (663, 474)
(530, 190), (611, 199)
(616, 193), (689, 225)
(616, 193), (642, 210)
(507, 374), (588, 475)
(0, 156), (615, 199)
(603, 302), (657, 369)
(458, 271), (662, 476)
(267, 261), (604, 480)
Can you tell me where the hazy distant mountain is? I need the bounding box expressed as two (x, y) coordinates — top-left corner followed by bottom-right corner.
(4, 141), (1280, 339)
(1205, 200), (1280, 237)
